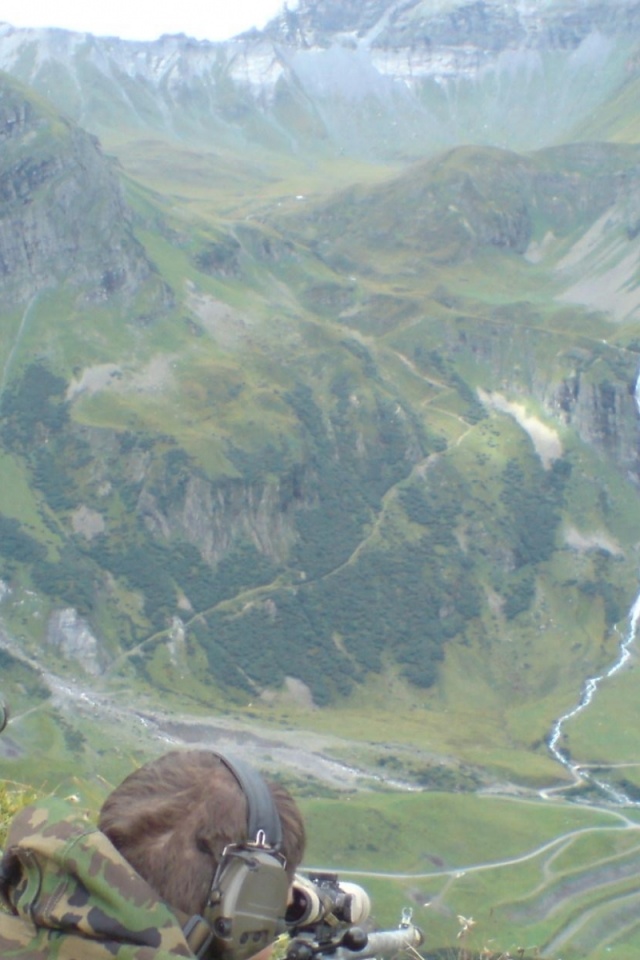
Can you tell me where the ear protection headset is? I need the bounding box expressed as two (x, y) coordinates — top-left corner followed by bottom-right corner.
(182, 753), (290, 960)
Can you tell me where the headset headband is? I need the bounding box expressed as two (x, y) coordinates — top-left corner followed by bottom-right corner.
(216, 753), (283, 851)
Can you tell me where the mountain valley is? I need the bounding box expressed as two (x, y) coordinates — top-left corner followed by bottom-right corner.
(2, 2), (640, 956)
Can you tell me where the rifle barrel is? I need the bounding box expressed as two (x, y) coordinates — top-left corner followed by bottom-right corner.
(332, 925), (424, 960)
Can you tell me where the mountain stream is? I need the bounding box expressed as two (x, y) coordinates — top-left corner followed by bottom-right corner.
(546, 371), (640, 805)
(546, 590), (640, 804)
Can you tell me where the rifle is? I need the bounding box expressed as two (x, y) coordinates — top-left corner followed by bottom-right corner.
(284, 872), (424, 960)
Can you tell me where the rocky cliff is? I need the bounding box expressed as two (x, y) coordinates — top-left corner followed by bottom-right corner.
(1, 1), (639, 160)
(0, 72), (149, 301)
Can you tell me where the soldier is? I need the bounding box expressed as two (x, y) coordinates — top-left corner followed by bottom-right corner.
(0, 749), (306, 959)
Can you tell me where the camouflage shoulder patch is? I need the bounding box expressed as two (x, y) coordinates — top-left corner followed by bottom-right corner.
(0, 798), (192, 958)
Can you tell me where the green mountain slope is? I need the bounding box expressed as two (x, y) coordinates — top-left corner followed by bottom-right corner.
(1, 79), (639, 780)
(4, 7), (640, 957)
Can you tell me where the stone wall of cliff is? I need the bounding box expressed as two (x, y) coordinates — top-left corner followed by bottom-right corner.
(0, 74), (149, 302)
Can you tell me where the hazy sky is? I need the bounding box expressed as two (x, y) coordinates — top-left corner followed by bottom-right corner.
(0, 0), (294, 42)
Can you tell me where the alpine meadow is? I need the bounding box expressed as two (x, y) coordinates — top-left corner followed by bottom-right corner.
(2, 2), (640, 957)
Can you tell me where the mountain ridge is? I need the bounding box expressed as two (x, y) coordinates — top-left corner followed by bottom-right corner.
(2, 0), (640, 159)
(0, 0), (640, 800)
(4, 6), (640, 951)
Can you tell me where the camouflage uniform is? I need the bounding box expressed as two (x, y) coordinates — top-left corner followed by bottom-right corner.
(0, 797), (195, 958)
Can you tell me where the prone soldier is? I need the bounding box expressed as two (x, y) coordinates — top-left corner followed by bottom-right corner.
(0, 749), (305, 959)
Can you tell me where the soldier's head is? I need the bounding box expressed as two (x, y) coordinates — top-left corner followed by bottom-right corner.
(98, 750), (305, 926)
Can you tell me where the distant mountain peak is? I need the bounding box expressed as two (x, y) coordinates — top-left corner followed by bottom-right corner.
(0, 0), (639, 161)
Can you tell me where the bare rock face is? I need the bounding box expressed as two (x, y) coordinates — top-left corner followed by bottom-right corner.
(137, 473), (300, 567)
(266, 0), (640, 49)
(45, 608), (107, 676)
(0, 1), (637, 160)
(0, 73), (149, 301)
(553, 375), (640, 477)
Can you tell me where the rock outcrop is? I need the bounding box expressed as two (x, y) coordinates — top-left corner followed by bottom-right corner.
(45, 608), (107, 676)
(0, 72), (149, 301)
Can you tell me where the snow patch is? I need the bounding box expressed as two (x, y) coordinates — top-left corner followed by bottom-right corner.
(479, 389), (562, 467)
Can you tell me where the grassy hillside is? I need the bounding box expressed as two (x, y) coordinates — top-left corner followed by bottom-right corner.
(3, 19), (640, 958)
(1, 754), (636, 960)
(1, 116), (640, 756)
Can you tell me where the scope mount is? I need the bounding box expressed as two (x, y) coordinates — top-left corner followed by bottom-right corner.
(285, 925), (368, 960)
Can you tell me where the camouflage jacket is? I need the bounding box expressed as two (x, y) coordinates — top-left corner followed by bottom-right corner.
(0, 797), (195, 959)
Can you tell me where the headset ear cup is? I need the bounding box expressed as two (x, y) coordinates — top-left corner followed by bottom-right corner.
(203, 848), (290, 960)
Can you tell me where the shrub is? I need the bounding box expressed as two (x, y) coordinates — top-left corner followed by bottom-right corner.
(0, 782), (39, 850)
